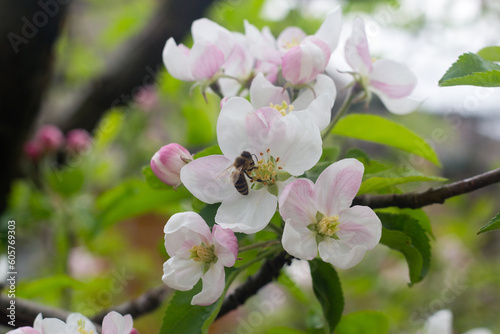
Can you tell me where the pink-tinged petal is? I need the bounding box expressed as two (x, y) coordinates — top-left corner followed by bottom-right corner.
(163, 38), (195, 81)
(246, 107), (283, 151)
(192, 262), (225, 305)
(212, 225), (238, 267)
(215, 188), (277, 233)
(373, 93), (422, 115)
(217, 97), (255, 160)
(314, 6), (342, 51)
(41, 318), (68, 333)
(190, 41), (225, 80)
(315, 159), (364, 216)
(219, 34), (254, 97)
(164, 212), (212, 256)
(151, 143), (192, 187)
(424, 309), (453, 334)
(191, 18), (234, 58)
(67, 313), (97, 333)
(244, 21), (281, 64)
(279, 178), (317, 227)
(35, 125), (64, 153)
(249, 73), (290, 109)
(162, 256), (203, 291)
(463, 329), (493, 334)
(102, 312), (133, 334)
(369, 59), (417, 99)
(277, 27), (307, 52)
(130, 329), (140, 334)
(293, 90), (335, 131)
(318, 237), (368, 269)
(345, 17), (372, 74)
(282, 223), (318, 260)
(338, 206), (382, 250)
(180, 155), (235, 204)
(268, 113), (322, 176)
(255, 60), (279, 83)
(292, 74), (336, 110)
(282, 37), (330, 85)
(7, 328), (41, 334)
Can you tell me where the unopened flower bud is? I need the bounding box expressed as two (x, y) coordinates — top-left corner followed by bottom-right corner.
(23, 140), (41, 161)
(66, 129), (92, 154)
(35, 125), (64, 153)
(151, 143), (193, 188)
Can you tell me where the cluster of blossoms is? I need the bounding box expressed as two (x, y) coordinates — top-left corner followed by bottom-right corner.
(153, 9), (419, 305)
(24, 125), (93, 161)
(8, 311), (138, 334)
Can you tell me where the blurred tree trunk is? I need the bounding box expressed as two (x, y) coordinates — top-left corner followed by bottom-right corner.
(0, 0), (69, 213)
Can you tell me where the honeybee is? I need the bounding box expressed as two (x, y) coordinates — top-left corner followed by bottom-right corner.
(231, 151), (258, 195)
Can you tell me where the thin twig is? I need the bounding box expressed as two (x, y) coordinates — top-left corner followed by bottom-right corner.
(353, 167), (500, 209)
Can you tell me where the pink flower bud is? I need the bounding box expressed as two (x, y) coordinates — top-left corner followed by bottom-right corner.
(23, 140), (42, 161)
(151, 144), (193, 188)
(35, 125), (64, 153)
(129, 329), (140, 334)
(134, 86), (159, 111)
(66, 129), (92, 154)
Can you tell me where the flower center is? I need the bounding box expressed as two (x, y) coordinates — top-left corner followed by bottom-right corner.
(249, 149), (283, 185)
(283, 37), (302, 50)
(77, 320), (94, 334)
(269, 101), (294, 116)
(189, 243), (217, 264)
(316, 214), (340, 238)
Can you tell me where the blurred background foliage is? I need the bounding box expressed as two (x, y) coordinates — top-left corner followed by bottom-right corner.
(1, 0), (500, 333)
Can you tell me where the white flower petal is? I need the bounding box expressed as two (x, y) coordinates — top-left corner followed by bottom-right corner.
(292, 74), (336, 110)
(192, 262), (226, 306)
(180, 155), (235, 204)
(318, 237), (368, 269)
(372, 91), (422, 115)
(41, 318), (69, 333)
(277, 27), (307, 52)
(314, 6), (342, 51)
(424, 310), (453, 334)
(345, 17), (372, 75)
(463, 329), (494, 334)
(162, 38), (194, 81)
(269, 113), (322, 176)
(315, 158), (364, 216)
(282, 223), (318, 260)
(191, 18), (233, 58)
(370, 59), (417, 99)
(215, 188), (277, 233)
(279, 178), (317, 227)
(250, 73), (290, 109)
(66, 313), (96, 333)
(164, 212), (212, 256)
(244, 21), (281, 64)
(212, 225), (238, 267)
(101, 311), (133, 334)
(338, 206), (382, 250)
(162, 256), (203, 291)
(217, 97), (256, 160)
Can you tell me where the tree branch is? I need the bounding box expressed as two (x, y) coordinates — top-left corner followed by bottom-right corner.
(91, 285), (170, 324)
(57, 0), (216, 133)
(216, 251), (293, 319)
(353, 167), (500, 209)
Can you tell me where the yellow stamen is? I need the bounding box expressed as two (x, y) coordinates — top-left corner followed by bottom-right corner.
(189, 243), (216, 263)
(317, 215), (340, 237)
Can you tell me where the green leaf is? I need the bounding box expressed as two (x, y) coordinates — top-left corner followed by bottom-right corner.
(47, 167), (85, 197)
(332, 114), (440, 166)
(193, 145), (223, 159)
(268, 328), (306, 334)
(336, 311), (389, 334)
(17, 275), (84, 298)
(376, 207), (434, 239)
(160, 281), (219, 334)
(309, 259), (344, 332)
(96, 179), (190, 231)
(344, 149), (389, 175)
(359, 167), (446, 195)
(142, 165), (170, 190)
(438, 52), (500, 87)
(377, 212), (431, 285)
(477, 46), (500, 62)
(477, 209), (500, 234)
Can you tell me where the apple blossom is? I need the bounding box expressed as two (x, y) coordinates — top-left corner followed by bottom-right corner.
(151, 143), (193, 188)
(422, 309), (492, 334)
(101, 311), (136, 334)
(249, 73), (336, 130)
(163, 18), (233, 82)
(345, 17), (419, 114)
(162, 212), (238, 305)
(180, 97), (322, 233)
(66, 129), (92, 155)
(35, 125), (64, 153)
(279, 158), (381, 269)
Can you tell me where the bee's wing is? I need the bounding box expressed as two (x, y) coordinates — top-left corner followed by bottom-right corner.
(231, 167), (245, 183)
(216, 164), (236, 181)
